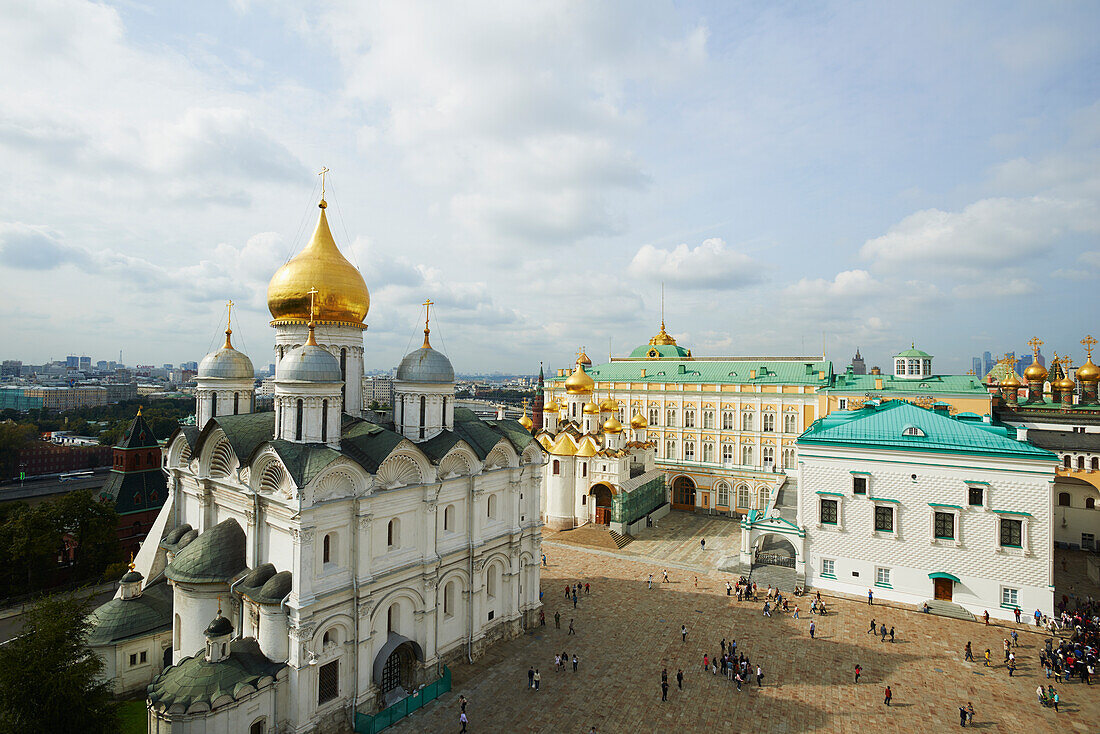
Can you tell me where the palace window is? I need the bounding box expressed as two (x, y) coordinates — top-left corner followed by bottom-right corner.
(295, 399), (303, 441)
(318, 660), (339, 704)
(853, 476), (867, 495)
(552, 459), (560, 475)
(819, 499), (838, 525)
(722, 411), (734, 430)
(1001, 587), (1019, 607)
(321, 399), (328, 443)
(741, 445), (753, 466)
(665, 440), (676, 459)
(684, 441), (695, 462)
(322, 534), (332, 564)
(722, 444), (734, 464)
(487, 494), (497, 519)
(782, 448), (795, 469)
(444, 581), (455, 617)
(821, 558), (835, 577)
(1058, 492), (1070, 507)
(444, 504), (455, 532)
(716, 482), (730, 507)
(874, 506), (894, 533)
(741, 412), (753, 431)
(875, 567), (891, 587)
(234, 392), (240, 415)
(666, 409), (677, 427)
(762, 413), (775, 432)
(702, 443), (714, 462)
(999, 518), (1023, 548)
(933, 512), (955, 540)
(684, 409), (695, 428)
(895, 359), (906, 375)
(968, 486), (984, 506)
(648, 407), (659, 426)
(756, 486), (769, 510)
(736, 484), (751, 509)
(762, 446), (774, 466)
(703, 410), (714, 429)
(387, 519), (400, 548)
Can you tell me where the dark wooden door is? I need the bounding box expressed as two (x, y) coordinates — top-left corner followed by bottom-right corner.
(595, 507), (610, 525)
(933, 578), (952, 601)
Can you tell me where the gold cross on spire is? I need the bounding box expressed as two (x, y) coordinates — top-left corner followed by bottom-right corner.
(305, 287), (319, 345)
(422, 298), (434, 348)
(318, 166), (329, 199)
(1027, 336), (1043, 356)
(307, 287), (319, 322)
(223, 300), (234, 348)
(1083, 334), (1097, 360)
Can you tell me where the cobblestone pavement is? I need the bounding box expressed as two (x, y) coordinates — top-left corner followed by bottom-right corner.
(391, 539), (1100, 734)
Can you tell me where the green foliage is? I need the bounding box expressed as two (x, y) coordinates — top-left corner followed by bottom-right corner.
(0, 399), (192, 448)
(0, 593), (119, 734)
(0, 490), (121, 598)
(0, 422), (36, 479)
(116, 699), (147, 734)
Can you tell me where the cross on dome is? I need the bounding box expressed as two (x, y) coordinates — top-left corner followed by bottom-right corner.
(422, 298), (434, 348)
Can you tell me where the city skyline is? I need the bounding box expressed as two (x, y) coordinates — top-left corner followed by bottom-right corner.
(1, 2), (1098, 373)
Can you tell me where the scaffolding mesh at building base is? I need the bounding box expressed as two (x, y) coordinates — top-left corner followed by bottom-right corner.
(355, 666), (451, 734)
(613, 470), (666, 525)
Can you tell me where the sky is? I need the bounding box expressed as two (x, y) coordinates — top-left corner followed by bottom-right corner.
(0, 1), (1098, 375)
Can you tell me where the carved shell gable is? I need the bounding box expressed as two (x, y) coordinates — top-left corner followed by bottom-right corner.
(313, 468), (357, 502)
(375, 454), (422, 490)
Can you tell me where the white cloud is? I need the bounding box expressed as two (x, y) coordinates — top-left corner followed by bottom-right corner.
(628, 238), (762, 289)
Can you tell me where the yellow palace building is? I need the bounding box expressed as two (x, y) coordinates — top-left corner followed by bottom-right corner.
(543, 323), (992, 518)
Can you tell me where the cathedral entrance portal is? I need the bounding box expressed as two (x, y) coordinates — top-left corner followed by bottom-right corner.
(373, 633), (425, 704)
(590, 483), (614, 525)
(671, 476), (696, 511)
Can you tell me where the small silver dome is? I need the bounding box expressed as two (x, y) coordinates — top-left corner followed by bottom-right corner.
(396, 346), (454, 383)
(198, 346), (254, 379)
(279, 345), (342, 382)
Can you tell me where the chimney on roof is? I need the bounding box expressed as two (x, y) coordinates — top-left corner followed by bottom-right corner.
(804, 363), (813, 375)
(870, 366), (881, 375)
(874, 377), (884, 390)
(640, 368), (646, 378)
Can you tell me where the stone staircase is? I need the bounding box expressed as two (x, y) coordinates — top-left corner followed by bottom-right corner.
(608, 530), (634, 549)
(924, 599), (975, 621)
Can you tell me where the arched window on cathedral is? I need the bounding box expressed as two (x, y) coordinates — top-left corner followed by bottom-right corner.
(295, 399), (303, 441)
(234, 392), (239, 415)
(323, 533), (332, 564)
(552, 459), (560, 475)
(210, 392), (217, 419)
(420, 396), (426, 439)
(340, 348), (347, 405)
(321, 399), (328, 443)
(387, 518), (399, 549)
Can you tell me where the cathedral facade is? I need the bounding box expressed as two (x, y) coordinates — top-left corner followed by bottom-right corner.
(92, 192), (544, 734)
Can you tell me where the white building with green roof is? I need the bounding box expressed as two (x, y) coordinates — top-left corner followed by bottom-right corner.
(796, 400), (1059, 621)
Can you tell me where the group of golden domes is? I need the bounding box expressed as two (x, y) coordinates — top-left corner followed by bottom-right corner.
(534, 350), (649, 435)
(266, 196), (371, 328)
(996, 335), (1099, 391)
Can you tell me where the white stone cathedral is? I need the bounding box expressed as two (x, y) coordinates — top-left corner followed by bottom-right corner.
(90, 192), (544, 734)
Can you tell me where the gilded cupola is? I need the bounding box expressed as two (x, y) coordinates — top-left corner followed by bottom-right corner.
(564, 352), (595, 395)
(1077, 335), (1099, 383)
(267, 197), (370, 328)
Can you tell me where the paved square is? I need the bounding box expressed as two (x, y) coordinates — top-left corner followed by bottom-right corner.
(392, 523), (1100, 733)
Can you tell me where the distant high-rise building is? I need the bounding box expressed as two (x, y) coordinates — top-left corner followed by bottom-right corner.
(982, 351), (994, 375)
(66, 355), (79, 369)
(181, 361), (198, 372)
(96, 360), (109, 370)
(850, 348), (866, 375)
(971, 357), (982, 375)
(79, 356), (91, 371)
(1, 360), (22, 377)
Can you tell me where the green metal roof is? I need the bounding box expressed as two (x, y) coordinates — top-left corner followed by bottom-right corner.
(165, 519), (247, 585)
(548, 359), (833, 386)
(797, 400), (1058, 461)
(147, 637), (285, 711)
(99, 468), (168, 515)
(928, 572), (960, 582)
(87, 581), (172, 646)
(824, 373), (988, 395)
(895, 348), (933, 358)
(117, 412), (160, 450)
(627, 343), (693, 359)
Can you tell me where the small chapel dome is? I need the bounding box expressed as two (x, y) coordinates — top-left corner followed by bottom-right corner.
(518, 413), (534, 431)
(1023, 358), (1048, 382)
(599, 396), (618, 412)
(583, 400), (601, 415)
(198, 341), (254, 380)
(564, 353), (595, 395)
(603, 416), (623, 433)
(396, 346), (454, 383)
(205, 613), (234, 638)
(630, 412), (648, 429)
(279, 324), (342, 383)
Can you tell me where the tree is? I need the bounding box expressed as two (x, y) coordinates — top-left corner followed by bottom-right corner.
(50, 491), (120, 581)
(0, 421), (35, 479)
(1, 502), (62, 592)
(0, 593), (119, 733)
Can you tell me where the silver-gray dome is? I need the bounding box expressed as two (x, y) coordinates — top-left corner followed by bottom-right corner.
(198, 346), (254, 379)
(279, 345), (342, 382)
(396, 346), (454, 383)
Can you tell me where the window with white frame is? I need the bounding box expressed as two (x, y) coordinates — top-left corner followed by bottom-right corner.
(741, 412), (753, 431)
(722, 411), (734, 430)
(702, 443), (714, 462)
(649, 407), (659, 426)
(874, 505), (894, 533)
(742, 445), (753, 466)
(684, 441), (695, 461)
(762, 446), (774, 466)
(782, 448), (795, 469)
(756, 486), (769, 509)
(784, 413), (797, 433)
(999, 517), (1023, 548)
(666, 408), (677, 427)
(895, 359), (906, 375)
(1001, 587), (1019, 607)
(819, 498), (838, 524)
(821, 558), (835, 577)
(665, 439), (676, 459)
(967, 485), (984, 507)
(852, 476), (868, 494)
(684, 409), (696, 428)
(933, 512), (955, 540)
(736, 484), (751, 508)
(716, 482), (730, 507)
(762, 413), (775, 432)
(874, 567), (891, 586)
(703, 410), (714, 429)
(722, 444), (734, 464)
(838, 398), (848, 410)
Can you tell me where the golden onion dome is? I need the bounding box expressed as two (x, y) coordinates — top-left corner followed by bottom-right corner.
(1023, 358), (1048, 382)
(583, 400), (601, 415)
(267, 200), (370, 328)
(1000, 370), (1022, 388)
(1077, 358), (1100, 383)
(544, 398), (560, 412)
(630, 412), (648, 429)
(1055, 373), (1076, 390)
(599, 396), (618, 412)
(518, 414), (534, 431)
(576, 350), (592, 366)
(564, 363), (594, 394)
(603, 416), (623, 433)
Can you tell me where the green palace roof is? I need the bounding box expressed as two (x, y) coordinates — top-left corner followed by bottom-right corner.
(797, 400), (1058, 461)
(548, 359), (833, 386)
(823, 372), (988, 395)
(628, 343), (692, 359)
(895, 347), (933, 358)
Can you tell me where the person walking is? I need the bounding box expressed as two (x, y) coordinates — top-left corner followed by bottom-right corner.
(1003, 639), (1010, 662)
(541, 553), (547, 567)
(966, 702), (974, 725)
(1011, 630), (1018, 647)
(676, 669), (684, 690)
(703, 654), (709, 672)
(726, 581), (732, 596)
(756, 665), (764, 687)
(959, 705), (968, 727)
(459, 695), (467, 714)
(1014, 607), (1021, 623)
(854, 664), (862, 683)
(554, 611), (560, 629)
(539, 610), (545, 626)
(460, 711), (468, 732)
(883, 685), (892, 706)
(568, 619), (575, 635)
(889, 626), (895, 643)
(533, 669), (541, 691)
(1052, 691), (1059, 712)
(663, 569), (669, 583)
(585, 582), (590, 595)
(964, 642), (973, 662)
(700, 538), (706, 550)
(983, 610), (990, 625)
(681, 624), (688, 642)
(868, 618), (876, 634)
(647, 574), (653, 589)
(880, 624), (888, 642)
(572, 654), (578, 672)
(868, 589), (874, 605)
(793, 605), (800, 620)
(809, 620), (816, 639)
(694, 576), (698, 588)
(528, 666), (535, 689)
(572, 593), (578, 609)
(1008, 658), (1017, 677)
(763, 601), (771, 617)
(661, 680), (669, 702)
(984, 649), (991, 667)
